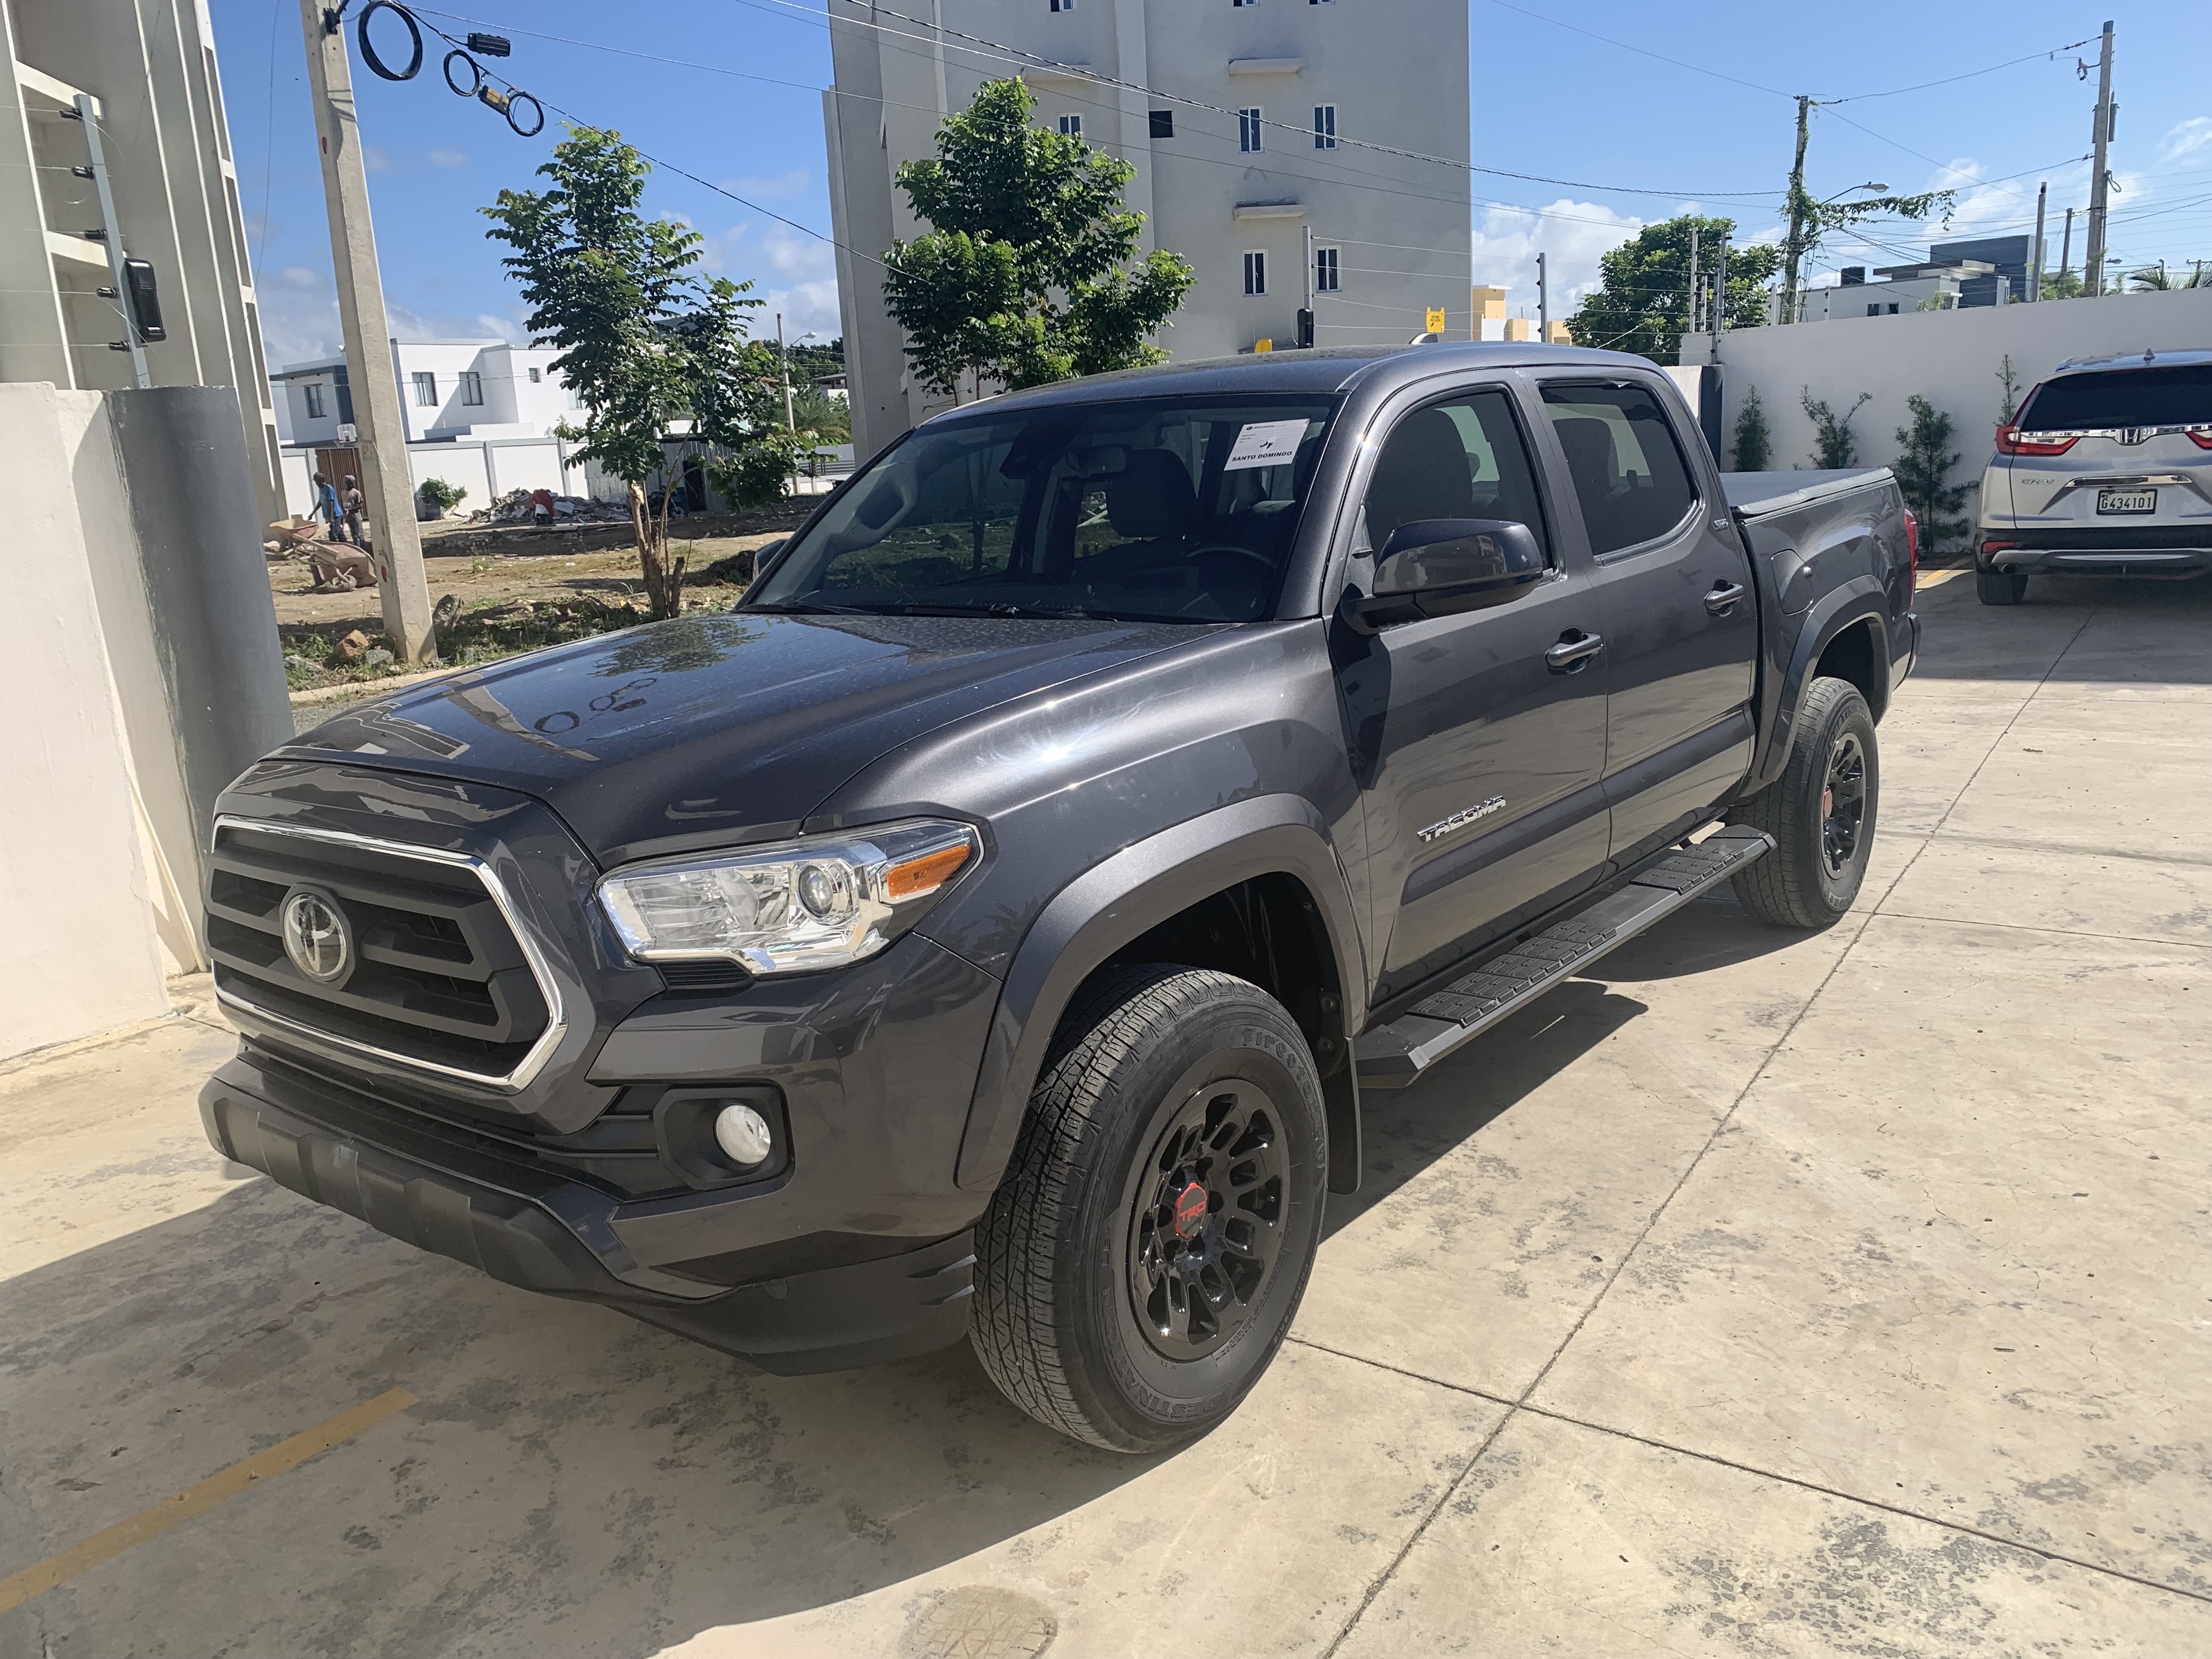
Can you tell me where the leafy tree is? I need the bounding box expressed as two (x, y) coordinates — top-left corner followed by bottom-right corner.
(2040, 267), (2087, 300)
(1775, 98), (1953, 321)
(485, 127), (787, 617)
(1892, 394), (1970, 550)
(1730, 386), (1772, 472)
(792, 384), (850, 443)
(882, 78), (1194, 399)
(1564, 215), (1780, 364)
(1801, 387), (1872, 469)
(2128, 261), (2208, 291)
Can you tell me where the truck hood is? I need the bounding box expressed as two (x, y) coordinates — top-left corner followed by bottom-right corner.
(283, 610), (1209, 866)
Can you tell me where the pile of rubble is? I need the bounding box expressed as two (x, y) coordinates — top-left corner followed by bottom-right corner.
(466, 488), (630, 526)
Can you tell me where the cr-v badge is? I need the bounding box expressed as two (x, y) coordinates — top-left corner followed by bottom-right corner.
(1418, 796), (1506, 843)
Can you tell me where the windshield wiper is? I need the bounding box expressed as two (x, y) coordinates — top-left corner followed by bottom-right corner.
(744, 599), (880, 616)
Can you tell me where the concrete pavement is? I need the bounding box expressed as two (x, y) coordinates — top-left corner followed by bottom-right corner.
(3, 569), (2208, 1657)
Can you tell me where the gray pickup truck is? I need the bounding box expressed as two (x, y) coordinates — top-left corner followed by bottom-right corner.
(199, 343), (1918, 1452)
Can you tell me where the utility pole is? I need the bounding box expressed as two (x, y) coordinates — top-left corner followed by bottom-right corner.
(300, 0), (434, 663)
(1536, 251), (1548, 341)
(2029, 182), (2047, 303)
(776, 312), (796, 429)
(1713, 234), (1729, 334)
(1685, 228), (1699, 348)
(2084, 20), (2115, 296)
(2057, 206), (2075, 294)
(1780, 94), (1814, 324)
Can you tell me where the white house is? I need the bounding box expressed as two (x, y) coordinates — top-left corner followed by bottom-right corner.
(270, 339), (586, 517)
(824, 0), (1471, 458)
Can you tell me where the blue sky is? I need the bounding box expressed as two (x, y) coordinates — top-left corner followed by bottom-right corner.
(211, 0), (2211, 368)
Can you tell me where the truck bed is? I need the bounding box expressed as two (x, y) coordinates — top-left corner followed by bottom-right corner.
(1723, 467), (1896, 521)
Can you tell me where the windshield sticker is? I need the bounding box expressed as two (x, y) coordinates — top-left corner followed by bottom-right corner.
(1221, 419), (1311, 472)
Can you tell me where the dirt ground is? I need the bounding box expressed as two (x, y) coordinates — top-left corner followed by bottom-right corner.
(272, 507), (810, 693)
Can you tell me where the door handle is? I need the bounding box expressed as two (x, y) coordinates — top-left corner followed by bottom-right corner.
(1705, 582), (1747, 616)
(1545, 630), (1604, 673)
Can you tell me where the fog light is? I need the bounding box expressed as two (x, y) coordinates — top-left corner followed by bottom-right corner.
(713, 1102), (774, 1168)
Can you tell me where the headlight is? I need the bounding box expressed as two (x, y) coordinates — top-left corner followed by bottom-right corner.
(597, 819), (980, 976)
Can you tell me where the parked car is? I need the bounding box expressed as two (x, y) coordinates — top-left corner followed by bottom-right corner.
(1976, 347), (2212, 604)
(198, 344), (1917, 1452)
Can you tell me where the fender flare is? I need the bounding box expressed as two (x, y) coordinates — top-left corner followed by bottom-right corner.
(952, 793), (1368, 1193)
(1752, 577), (1891, 788)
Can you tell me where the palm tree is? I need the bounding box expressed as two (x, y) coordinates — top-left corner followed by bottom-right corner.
(2128, 261), (2209, 291)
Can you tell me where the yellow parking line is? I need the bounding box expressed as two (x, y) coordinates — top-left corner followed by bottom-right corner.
(1917, 565), (1968, 587)
(0, 1386), (417, 1614)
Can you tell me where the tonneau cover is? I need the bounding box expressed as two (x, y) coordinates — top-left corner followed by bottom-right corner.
(1724, 467), (1894, 520)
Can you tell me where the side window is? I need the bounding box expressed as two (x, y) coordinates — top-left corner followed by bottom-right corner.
(1538, 382), (1697, 555)
(1359, 388), (1551, 566)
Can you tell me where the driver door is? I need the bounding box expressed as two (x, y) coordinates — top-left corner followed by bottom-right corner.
(1333, 382), (1612, 1002)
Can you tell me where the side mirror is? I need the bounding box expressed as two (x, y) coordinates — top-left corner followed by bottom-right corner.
(1345, 518), (1547, 630)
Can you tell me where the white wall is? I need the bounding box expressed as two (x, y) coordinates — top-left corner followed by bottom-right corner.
(1684, 290), (2212, 510)
(0, 383), (172, 1057)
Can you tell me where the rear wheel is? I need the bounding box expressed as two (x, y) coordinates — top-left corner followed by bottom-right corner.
(1977, 567), (2028, 605)
(970, 965), (1327, 1453)
(1730, 675), (1879, 929)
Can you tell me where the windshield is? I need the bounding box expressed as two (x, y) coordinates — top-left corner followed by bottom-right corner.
(748, 393), (1340, 623)
(2019, 364), (2212, 431)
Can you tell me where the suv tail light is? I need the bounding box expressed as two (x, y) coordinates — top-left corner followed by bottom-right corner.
(1995, 425), (2079, 456)
(2188, 428), (2212, 450)
(1902, 508), (1919, 594)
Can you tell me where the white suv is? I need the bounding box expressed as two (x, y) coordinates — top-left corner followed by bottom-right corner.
(1976, 348), (2212, 605)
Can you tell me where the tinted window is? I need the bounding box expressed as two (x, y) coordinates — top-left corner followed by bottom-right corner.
(749, 395), (1337, 624)
(1359, 388), (1550, 562)
(2019, 365), (2212, 431)
(1540, 383), (1697, 555)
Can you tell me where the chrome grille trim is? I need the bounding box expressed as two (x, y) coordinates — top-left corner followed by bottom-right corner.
(210, 815), (571, 1091)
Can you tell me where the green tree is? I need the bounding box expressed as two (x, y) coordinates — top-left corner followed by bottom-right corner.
(2040, 267), (2087, 300)
(1775, 95), (1953, 322)
(882, 78), (1194, 399)
(1564, 215), (1780, 364)
(2128, 261), (2208, 290)
(1892, 394), (1970, 550)
(1730, 386), (1772, 472)
(484, 126), (787, 617)
(1801, 387), (1872, 469)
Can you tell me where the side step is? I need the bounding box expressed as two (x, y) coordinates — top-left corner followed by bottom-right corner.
(1355, 825), (1775, 1089)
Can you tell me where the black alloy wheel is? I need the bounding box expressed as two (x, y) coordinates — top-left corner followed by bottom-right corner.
(1821, 730), (1868, 879)
(971, 964), (1328, 1453)
(1127, 1080), (1288, 1359)
(1730, 674), (1880, 929)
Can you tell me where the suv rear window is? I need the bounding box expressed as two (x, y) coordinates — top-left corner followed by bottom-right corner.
(2018, 364), (2212, 431)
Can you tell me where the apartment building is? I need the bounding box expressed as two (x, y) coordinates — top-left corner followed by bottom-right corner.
(824, 0), (1471, 456)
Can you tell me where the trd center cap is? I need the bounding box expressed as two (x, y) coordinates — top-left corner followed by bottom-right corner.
(1172, 1181), (1209, 1238)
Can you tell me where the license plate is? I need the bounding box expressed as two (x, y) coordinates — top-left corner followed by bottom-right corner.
(2097, 488), (2157, 514)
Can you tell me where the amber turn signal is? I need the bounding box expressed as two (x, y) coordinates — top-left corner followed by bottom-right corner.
(886, 840), (973, 901)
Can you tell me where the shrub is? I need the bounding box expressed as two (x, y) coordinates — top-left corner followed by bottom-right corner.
(1731, 386), (1771, 472)
(1801, 387), (1871, 469)
(417, 477), (469, 515)
(1892, 393), (1971, 551)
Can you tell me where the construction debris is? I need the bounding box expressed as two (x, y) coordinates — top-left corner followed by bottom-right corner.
(332, 629), (371, 664)
(466, 489), (628, 526)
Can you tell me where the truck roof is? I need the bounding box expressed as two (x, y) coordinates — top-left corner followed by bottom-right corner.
(936, 342), (1657, 416)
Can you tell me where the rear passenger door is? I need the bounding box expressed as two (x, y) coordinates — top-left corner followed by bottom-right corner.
(1334, 381), (1611, 1002)
(1536, 378), (1758, 864)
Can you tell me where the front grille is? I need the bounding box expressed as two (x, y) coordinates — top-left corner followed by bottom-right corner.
(207, 819), (561, 1086)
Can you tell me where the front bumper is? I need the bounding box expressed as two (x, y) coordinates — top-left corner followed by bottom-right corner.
(202, 1055), (979, 1373)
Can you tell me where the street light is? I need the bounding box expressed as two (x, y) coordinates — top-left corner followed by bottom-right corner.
(1821, 181), (1888, 204)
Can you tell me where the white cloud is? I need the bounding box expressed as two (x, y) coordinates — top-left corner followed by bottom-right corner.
(1471, 198), (1645, 318)
(277, 265), (327, 290)
(730, 168), (810, 200)
(364, 146), (392, 174)
(428, 149), (469, 170)
(2158, 116), (2212, 165)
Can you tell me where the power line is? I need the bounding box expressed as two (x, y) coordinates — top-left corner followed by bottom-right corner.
(1475, 0), (1790, 99)
(734, 0), (1781, 201)
(1825, 38), (2101, 104)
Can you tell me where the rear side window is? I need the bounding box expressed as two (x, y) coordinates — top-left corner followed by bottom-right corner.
(1539, 383), (1697, 555)
(1360, 387), (1550, 561)
(2019, 365), (2212, 431)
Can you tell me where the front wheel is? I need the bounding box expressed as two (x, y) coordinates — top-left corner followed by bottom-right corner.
(971, 965), (1328, 1453)
(1729, 675), (1880, 929)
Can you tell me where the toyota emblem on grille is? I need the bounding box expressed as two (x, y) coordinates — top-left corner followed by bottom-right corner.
(281, 888), (353, 985)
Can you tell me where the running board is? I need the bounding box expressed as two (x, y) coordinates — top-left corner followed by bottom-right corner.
(1355, 826), (1775, 1089)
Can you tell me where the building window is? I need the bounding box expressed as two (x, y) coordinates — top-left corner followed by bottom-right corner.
(1049, 0), (1073, 10)
(1238, 108), (1262, 153)
(1314, 246), (1339, 292)
(1057, 114), (1081, 137)
(1233, 0), (1256, 7)
(1244, 250), (1267, 296)
(460, 371), (483, 406)
(412, 371), (437, 407)
(303, 382), (325, 419)
(1312, 105), (1336, 150)
(527, 366), (541, 383)
(1149, 109), (1174, 139)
